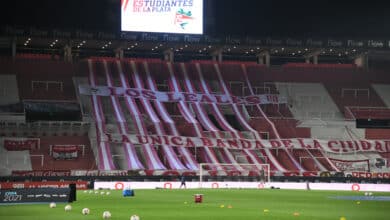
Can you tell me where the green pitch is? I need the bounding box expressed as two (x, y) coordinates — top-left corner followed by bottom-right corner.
(1, 189), (389, 220)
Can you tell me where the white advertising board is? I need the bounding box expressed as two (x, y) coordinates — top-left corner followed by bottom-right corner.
(94, 181), (390, 192)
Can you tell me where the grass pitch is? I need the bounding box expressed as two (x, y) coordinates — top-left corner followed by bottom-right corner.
(0, 189), (389, 220)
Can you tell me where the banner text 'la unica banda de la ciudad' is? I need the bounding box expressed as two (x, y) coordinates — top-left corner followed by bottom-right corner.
(101, 133), (390, 154)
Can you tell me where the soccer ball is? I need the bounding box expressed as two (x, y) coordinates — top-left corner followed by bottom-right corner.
(103, 211), (111, 219)
(101, 191), (105, 195)
(364, 192), (369, 196)
(130, 215), (140, 220)
(368, 192), (373, 196)
(82, 208), (90, 215)
(49, 202), (56, 208)
(106, 192), (111, 195)
(64, 204), (72, 211)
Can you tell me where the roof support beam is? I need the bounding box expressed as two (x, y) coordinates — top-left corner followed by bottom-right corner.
(115, 47), (124, 59)
(63, 44), (72, 63)
(164, 49), (174, 62)
(257, 50), (270, 67)
(354, 53), (368, 70)
(304, 50), (322, 64)
(211, 48), (223, 62)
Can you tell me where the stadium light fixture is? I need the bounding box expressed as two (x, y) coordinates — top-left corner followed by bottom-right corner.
(24, 38), (31, 46)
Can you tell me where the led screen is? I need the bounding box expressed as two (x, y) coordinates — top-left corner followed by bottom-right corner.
(121, 0), (203, 34)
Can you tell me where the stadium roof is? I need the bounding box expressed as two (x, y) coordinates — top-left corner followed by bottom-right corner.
(2, 0), (390, 38)
(2, 26), (390, 61)
(1, 0), (390, 61)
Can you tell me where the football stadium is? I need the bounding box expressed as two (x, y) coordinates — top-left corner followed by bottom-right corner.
(0, 0), (390, 219)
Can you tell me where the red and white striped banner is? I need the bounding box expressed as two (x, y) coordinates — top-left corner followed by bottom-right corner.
(78, 85), (287, 105)
(3, 138), (40, 151)
(329, 158), (370, 171)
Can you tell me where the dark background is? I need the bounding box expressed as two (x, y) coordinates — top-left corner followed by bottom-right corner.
(1, 0), (390, 38)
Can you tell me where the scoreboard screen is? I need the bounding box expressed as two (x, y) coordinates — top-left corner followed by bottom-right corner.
(121, 0), (203, 34)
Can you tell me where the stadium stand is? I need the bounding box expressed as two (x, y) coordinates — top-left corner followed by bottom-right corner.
(0, 52), (389, 178)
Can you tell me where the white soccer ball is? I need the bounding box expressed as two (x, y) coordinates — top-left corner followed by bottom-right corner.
(101, 191), (105, 195)
(368, 192), (373, 196)
(106, 192), (111, 195)
(102, 211), (112, 219)
(82, 208), (90, 215)
(130, 214), (140, 220)
(364, 192), (369, 196)
(64, 204), (72, 211)
(49, 202), (56, 208)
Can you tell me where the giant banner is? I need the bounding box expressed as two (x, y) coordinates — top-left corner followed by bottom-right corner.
(102, 133), (390, 154)
(78, 85), (287, 105)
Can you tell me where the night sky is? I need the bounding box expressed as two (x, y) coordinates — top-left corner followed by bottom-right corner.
(1, 0), (390, 38)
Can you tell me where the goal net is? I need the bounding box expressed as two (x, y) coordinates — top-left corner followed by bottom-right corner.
(199, 163), (270, 187)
